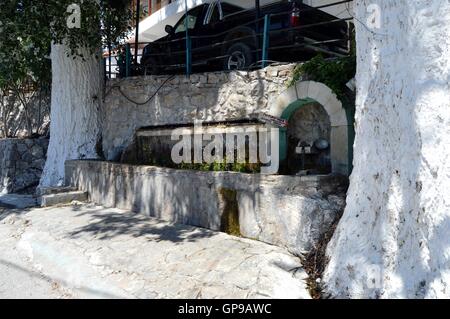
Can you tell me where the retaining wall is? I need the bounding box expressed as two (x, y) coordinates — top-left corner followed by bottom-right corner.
(66, 160), (348, 254)
(102, 64), (296, 161)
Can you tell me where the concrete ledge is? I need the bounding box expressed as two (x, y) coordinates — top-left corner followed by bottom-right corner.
(40, 191), (88, 207)
(37, 186), (78, 196)
(65, 160), (348, 254)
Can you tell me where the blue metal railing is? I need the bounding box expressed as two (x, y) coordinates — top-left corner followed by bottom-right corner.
(262, 14), (271, 68)
(104, 0), (353, 79)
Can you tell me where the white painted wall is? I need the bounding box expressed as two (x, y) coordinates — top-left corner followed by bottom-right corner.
(323, 0), (450, 299)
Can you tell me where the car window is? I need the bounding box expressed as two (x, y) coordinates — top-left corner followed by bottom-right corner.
(221, 3), (243, 18)
(207, 2), (243, 25)
(209, 4), (221, 24)
(175, 6), (204, 34)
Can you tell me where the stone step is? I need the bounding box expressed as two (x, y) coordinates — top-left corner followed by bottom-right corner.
(37, 186), (78, 196)
(40, 191), (88, 207)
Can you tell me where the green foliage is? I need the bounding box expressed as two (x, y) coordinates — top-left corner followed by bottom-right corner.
(0, 1), (51, 88)
(163, 158), (262, 174)
(0, 0), (133, 89)
(47, 0), (133, 58)
(288, 53), (356, 101)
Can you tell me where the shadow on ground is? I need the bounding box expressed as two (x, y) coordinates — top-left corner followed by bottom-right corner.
(68, 208), (218, 244)
(0, 207), (31, 223)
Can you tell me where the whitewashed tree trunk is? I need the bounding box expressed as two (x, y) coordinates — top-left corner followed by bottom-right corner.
(324, 0), (450, 298)
(40, 43), (102, 187)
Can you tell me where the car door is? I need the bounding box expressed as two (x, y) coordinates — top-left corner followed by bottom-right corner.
(191, 2), (222, 65)
(192, 1), (244, 67)
(166, 5), (207, 69)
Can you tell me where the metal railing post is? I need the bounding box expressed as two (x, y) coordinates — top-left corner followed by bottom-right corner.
(103, 57), (107, 85)
(256, 0), (261, 62)
(108, 46), (112, 79)
(135, 0), (141, 66)
(262, 14), (271, 68)
(184, 0), (191, 77)
(125, 43), (131, 77)
(186, 36), (192, 77)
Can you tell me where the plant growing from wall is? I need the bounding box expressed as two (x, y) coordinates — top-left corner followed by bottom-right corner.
(177, 160), (261, 174)
(288, 54), (356, 102)
(288, 34), (356, 103)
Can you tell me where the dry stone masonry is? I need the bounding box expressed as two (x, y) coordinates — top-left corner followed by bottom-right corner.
(0, 138), (49, 193)
(102, 64), (297, 161)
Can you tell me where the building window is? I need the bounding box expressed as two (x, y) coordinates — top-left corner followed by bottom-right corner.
(132, 0), (174, 20)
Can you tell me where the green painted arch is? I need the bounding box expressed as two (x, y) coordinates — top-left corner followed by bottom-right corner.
(269, 80), (354, 176)
(280, 98), (318, 121)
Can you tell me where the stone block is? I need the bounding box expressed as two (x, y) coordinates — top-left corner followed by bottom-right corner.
(40, 191), (88, 207)
(207, 73), (220, 84)
(37, 186), (78, 196)
(0, 138), (49, 193)
(30, 144), (44, 158)
(331, 125), (350, 176)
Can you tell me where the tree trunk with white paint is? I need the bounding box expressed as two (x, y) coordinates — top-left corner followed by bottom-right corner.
(323, 0), (450, 298)
(40, 43), (102, 187)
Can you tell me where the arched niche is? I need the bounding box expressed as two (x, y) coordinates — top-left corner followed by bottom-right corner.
(268, 81), (352, 176)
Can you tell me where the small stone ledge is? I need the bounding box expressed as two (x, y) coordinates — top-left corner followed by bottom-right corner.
(39, 191), (88, 207)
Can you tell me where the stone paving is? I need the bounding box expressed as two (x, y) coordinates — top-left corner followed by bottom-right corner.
(0, 204), (310, 299)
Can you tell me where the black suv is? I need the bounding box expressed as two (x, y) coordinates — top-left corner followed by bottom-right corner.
(141, 0), (349, 74)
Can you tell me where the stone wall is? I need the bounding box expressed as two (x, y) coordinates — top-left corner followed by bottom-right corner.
(0, 91), (50, 138)
(66, 160), (348, 255)
(123, 123), (268, 172)
(102, 64), (296, 161)
(0, 138), (49, 193)
(288, 102), (331, 144)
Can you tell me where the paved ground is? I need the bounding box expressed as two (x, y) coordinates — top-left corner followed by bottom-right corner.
(0, 203), (310, 299)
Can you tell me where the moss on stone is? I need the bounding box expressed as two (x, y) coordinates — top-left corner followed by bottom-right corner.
(218, 188), (240, 237)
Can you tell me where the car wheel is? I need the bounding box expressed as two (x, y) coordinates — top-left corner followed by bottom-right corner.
(225, 43), (253, 71)
(143, 57), (161, 75)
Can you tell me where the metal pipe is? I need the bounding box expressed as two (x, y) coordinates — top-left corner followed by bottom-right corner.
(185, 0), (191, 77)
(262, 14), (271, 67)
(135, 0), (141, 66)
(255, 0), (260, 18)
(126, 43), (131, 77)
(255, 0), (261, 61)
(108, 46), (112, 79)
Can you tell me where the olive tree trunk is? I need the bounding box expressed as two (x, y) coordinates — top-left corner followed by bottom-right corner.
(40, 43), (102, 187)
(323, 0), (450, 298)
